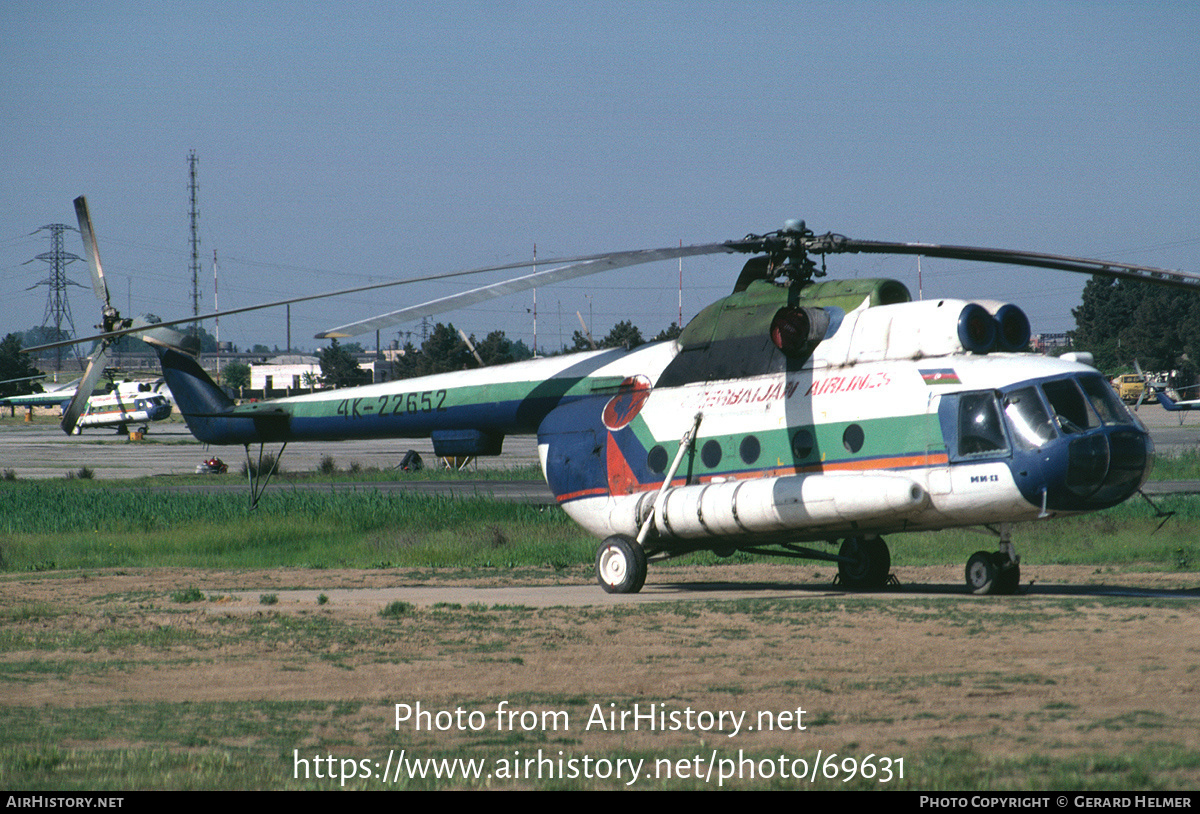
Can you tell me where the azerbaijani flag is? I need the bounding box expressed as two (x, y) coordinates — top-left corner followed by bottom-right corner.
(920, 368), (961, 386)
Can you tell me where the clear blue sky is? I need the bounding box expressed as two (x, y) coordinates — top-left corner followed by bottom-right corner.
(2, 1), (1197, 357)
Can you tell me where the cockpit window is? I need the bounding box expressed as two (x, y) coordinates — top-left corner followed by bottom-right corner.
(957, 391), (1009, 456)
(1004, 386), (1056, 449)
(1042, 379), (1100, 434)
(1078, 374), (1135, 425)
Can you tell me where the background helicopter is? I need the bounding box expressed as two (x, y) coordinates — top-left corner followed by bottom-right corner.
(1150, 387), (1200, 416)
(0, 372), (172, 434)
(39, 197), (1200, 595)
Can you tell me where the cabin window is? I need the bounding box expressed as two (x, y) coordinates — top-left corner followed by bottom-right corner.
(842, 424), (864, 454)
(956, 392), (1009, 456)
(647, 445), (668, 474)
(701, 440), (723, 468)
(792, 429), (814, 460)
(739, 435), (761, 465)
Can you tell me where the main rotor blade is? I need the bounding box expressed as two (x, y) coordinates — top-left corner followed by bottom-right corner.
(25, 242), (735, 352)
(60, 343), (112, 435)
(807, 236), (1200, 291)
(26, 204), (1200, 357)
(74, 196), (112, 308)
(316, 243), (734, 339)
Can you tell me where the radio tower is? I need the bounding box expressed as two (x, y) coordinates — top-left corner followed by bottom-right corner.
(25, 223), (85, 372)
(188, 150), (201, 338)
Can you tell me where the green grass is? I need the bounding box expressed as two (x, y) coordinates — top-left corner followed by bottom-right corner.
(0, 474), (1197, 575)
(1147, 449), (1200, 480)
(0, 481), (593, 572)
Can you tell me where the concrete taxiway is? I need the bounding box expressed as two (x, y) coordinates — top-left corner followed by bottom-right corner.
(0, 419), (540, 480)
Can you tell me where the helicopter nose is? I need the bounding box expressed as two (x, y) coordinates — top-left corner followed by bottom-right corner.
(1048, 426), (1152, 510)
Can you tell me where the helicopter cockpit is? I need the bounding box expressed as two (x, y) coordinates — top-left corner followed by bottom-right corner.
(941, 372), (1152, 513)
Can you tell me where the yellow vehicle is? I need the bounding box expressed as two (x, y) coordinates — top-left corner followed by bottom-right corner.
(1112, 374), (1145, 404)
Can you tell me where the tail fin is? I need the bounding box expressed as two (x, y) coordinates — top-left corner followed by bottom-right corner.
(151, 343), (290, 445)
(151, 345), (237, 440)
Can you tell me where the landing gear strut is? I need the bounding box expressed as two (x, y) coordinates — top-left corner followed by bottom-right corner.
(244, 441), (287, 510)
(965, 524), (1020, 595)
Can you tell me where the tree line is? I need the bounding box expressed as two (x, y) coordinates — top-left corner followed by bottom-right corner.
(1069, 276), (1200, 383)
(316, 319), (684, 387)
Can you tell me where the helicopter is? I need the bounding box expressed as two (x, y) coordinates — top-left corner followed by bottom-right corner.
(39, 197), (1200, 595)
(60, 385), (173, 435)
(1150, 387), (1200, 415)
(0, 374), (172, 434)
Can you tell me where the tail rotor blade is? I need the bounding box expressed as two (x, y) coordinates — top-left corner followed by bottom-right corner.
(60, 344), (112, 435)
(74, 196), (112, 308)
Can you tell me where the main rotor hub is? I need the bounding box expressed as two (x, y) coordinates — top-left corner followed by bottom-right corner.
(728, 220), (850, 284)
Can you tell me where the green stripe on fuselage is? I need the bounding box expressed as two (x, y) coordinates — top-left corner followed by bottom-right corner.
(626, 411), (946, 479)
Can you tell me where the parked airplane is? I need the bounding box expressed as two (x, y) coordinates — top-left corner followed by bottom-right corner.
(39, 197), (1200, 595)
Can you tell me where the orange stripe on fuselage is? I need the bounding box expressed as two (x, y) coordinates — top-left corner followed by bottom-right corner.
(818, 452), (950, 472)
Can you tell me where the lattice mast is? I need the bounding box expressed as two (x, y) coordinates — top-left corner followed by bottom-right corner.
(25, 223), (85, 371)
(188, 150), (201, 337)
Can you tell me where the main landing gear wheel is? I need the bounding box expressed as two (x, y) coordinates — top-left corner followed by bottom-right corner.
(837, 535), (891, 590)
(595, 535), (647, 594)
(966, 551), (1020, 595)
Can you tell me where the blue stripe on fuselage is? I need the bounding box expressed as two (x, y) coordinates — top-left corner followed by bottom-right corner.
(279, 393), (588, 442)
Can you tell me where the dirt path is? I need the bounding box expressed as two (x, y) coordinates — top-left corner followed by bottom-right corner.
(3, 563), (1198, 789)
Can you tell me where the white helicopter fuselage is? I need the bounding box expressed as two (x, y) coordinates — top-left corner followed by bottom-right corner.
(69, 390), (173, 434)
(554, 352), (1068, 542)
(537, 295), (1150, 548)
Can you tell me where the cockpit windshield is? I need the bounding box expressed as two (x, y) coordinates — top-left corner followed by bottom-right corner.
(1042, 379), (1100, 434)
(946, 375), (1142, 459)
(1004, 386), (1056, 450)
(1077, 374), (1135, 425)
(1001, 374), (1139, 451)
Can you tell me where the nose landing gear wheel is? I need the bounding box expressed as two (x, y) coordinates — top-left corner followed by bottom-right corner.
(596, 535), (647, 594)
(966, 551), (1020, 595)
(966, 551), (996, 594)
